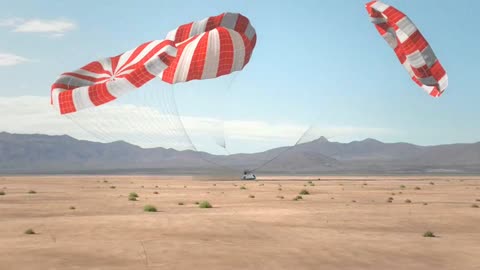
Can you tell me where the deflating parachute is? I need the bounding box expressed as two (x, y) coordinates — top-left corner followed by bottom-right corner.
(366, 1), (448, 97)
(51, 12), (256, 114)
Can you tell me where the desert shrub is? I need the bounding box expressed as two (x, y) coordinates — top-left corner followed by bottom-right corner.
(129, 197), (137, 201)
(240, 186), (247, 190)
(423, 231), (436, 238)
(308, 181), (313, 184)
(429, 182), (435, 185)
(293, 195), (303, 201)
(475, 199), (480, 202)
(129, 192), (139, 198)
(400, 185), (406, 189)
(153, 191), (159, 194)
(415, 187), (421, 190)
(24, 229), (35, 235)
(472, 204), (479, 208)
(28, 190), (36, 194)
(69, 206), (76, 210)
(405, 199), (412, 204)
(143, 205), (157, 212)
(110, 186), (116, 189)
(352, 200), (357, 203)
(0, 191), (6, 195)
(199, 201), (212, 208)
(194, 201), (200, 205)
(178, 202), (184, 205)
(299, 189), (310, 195)
(278, 188), (282, 191)
(277, 195), (284, 199)
(249, 195), (255, 198)
(423, 203), (428, 206)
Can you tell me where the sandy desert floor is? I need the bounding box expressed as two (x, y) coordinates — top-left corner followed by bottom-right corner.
(0, 175), (479, 270)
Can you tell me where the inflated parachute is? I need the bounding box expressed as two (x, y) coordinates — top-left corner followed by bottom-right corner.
(366, 1), (448, 97)
(51, 12), (256, 114)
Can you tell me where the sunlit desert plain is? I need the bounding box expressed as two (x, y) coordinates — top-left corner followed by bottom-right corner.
(0, 175), (479, 270)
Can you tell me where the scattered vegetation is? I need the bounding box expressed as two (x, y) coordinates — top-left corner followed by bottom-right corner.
(153, 191), (159, 194)
(476, 199), (480, 202)
(400, 185), (406, 189)
(103, 180), (108, 183)
(194, 201), (200, 205)
(129, 192), (139, 198)
(351, 200), (357, 203)
(423, 231), (436, 238)
(129, 196), (137, 201)
(277, 195), (284, 199)
(240, 186), (247, 190)
(199, 201), (212, 208)
(299, 189), (310, 195)
(110, 186), (116, 189)
(178, 202), (184, 206)
(24, 229), (35, 235)
(405, 199), (412, 204)
(293, 195), (303, 201)
(429, 182), (435, 185)
(414, 187), (421, 190)
(28, 190), (36, 194)
(278, 188), (282, 191)
(387, 197), (393, 203)
(249, 195), (255, 199)
(143, 205), (157, 212)
(472, 204), (479, 208)
(69, 206), (76, 210)
(0, 191), (5, 195)
(423, 203), (428, 206)
(308, 181), (313, 184)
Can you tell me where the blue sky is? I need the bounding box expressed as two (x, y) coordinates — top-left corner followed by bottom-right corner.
(1, 0), (479, 153)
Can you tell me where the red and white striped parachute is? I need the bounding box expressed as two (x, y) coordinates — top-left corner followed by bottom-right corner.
(366, 1), (448, 97)
(51, 12), (256, 114)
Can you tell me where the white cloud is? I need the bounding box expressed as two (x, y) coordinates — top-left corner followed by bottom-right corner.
(0, 96), (394, 154)
(0, 53), (29, 66)
(0, 18), (76, 36)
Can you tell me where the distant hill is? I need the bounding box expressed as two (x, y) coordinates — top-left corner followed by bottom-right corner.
(1, 132), (480, 174)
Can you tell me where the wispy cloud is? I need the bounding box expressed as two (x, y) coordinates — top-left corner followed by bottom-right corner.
(0, 18), (76, 36)
(0, 96), (395, 153)
(0, 53), (29, 66)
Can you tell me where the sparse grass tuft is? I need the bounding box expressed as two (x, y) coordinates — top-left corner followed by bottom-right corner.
(24, 229), (35, 235)
(240, 186), (247, 190)
(143, 205), (157, 212)
(472, 204), (479, 208)
(199, 201), (212, 208)
(423, 231), (436, 238)
(28, 190), (36, 194)
(400, 185), (406, 189)
(405, 199), (412, 204)
(299, 189), (310, 195)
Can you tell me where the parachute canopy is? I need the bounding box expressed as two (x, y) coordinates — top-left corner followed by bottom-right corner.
(51, 12), (257, 114)
(366, 1), (448, 97)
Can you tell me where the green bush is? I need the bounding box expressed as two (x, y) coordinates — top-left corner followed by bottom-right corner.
(199, 201), (212, 208)
(143, 205), (157, 212)
(299, 189), (310, 195)
(129, 192), (139, 198)
(423, 231), (436, 238)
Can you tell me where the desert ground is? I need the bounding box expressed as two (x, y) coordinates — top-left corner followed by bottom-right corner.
(0, 175), (479, 270)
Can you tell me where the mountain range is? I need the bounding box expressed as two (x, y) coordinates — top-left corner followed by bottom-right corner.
(1, 132), (480, 175)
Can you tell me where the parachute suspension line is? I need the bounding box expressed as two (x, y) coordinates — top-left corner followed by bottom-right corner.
(215, 72), (239, 153)
(250, 125), (339, 172)
(171, 84), (197, 151)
